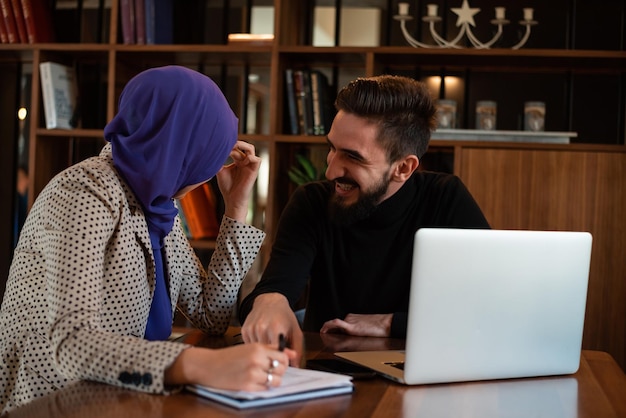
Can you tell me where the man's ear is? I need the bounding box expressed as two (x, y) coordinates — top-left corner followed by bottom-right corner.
(392, 155), (419, 181)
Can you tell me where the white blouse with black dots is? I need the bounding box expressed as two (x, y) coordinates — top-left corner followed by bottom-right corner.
(0, 144), (265, 414)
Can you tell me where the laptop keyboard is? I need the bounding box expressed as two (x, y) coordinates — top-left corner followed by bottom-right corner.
(384, 361), (405, 370)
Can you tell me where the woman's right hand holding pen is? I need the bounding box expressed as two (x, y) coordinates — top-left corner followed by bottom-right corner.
(164, 342), (296, 391)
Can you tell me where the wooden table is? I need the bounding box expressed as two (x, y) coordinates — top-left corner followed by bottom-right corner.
(6, 328), (626, 418)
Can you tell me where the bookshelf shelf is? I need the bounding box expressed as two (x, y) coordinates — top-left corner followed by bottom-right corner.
(0, 46), (34, 61)
(114, 49), (273, 67)
(276, 46), (626, 71)
(35, 128), (104, 137)
(275, 135), (327, 145)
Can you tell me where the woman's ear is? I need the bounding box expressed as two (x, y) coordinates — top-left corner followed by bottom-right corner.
(392, 155), (420, 182)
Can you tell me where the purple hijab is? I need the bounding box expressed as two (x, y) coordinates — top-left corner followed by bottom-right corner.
(103, 66), (238, 340)
(104, 65), (238, 240)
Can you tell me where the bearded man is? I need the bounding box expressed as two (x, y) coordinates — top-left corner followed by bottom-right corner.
(239, 75), (490, 361)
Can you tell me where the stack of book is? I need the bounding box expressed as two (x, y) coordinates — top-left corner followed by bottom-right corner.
(284, 68), (335, 136)
(120, 0), (173, 45)
(0, 0), (54, 43)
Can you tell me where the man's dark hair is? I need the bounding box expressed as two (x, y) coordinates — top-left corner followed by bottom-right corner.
(334, 75), (437, 162)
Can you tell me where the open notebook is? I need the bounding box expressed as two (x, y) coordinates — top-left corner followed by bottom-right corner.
(336, 228), (592, 385)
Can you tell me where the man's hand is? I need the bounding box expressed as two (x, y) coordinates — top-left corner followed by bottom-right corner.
(320, 313), (393, 337)
(319, 332), (397, 352)
(240, 293), (304, 366)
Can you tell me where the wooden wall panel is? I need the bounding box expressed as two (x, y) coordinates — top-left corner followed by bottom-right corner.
(456, 146), (626, 371)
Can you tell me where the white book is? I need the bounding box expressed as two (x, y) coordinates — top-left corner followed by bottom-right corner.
(39, 62), (79, 129)
(313, 7), (381, 47)
(187, 366), (353, 409)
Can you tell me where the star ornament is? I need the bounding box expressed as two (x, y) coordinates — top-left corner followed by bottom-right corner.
(451, 0), (481, 27)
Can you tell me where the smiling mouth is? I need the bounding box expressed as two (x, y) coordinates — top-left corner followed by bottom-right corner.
(334, 180), (359, 198)
(336, 182), (355, 191)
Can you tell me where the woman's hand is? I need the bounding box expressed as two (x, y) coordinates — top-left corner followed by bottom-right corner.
(165, 343), (297, 391)
(216, 141), (262, 223)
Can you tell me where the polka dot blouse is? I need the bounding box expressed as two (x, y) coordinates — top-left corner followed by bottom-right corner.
(0, 144), (265, 414)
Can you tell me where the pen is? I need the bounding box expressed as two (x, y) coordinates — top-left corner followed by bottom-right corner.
(278, 333), (286, 352)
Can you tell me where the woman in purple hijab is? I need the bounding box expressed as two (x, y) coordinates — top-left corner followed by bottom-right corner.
(0, 66), (295, 414)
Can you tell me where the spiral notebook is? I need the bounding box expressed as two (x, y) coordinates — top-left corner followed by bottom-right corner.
(187, 366), (353, 409)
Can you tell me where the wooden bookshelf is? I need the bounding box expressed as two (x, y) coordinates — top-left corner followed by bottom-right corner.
(0, 0), (625, 372)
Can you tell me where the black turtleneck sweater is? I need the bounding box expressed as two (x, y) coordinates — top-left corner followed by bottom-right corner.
(239, 171), (490, 337)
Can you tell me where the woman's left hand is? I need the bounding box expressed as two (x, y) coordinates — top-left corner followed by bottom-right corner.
(217, 141), (262, 223)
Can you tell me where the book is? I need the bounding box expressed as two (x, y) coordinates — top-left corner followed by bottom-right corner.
(284, 68), (299, 135)
(133, 0), (145, 44)
(39, 62), (80, 130)
(313, 6), (381, 47)
(293, 70), (314, 135)
(154, 0), (172, 44)
(292, 71), (305, 135)
(310, 70), (334, 135)
(301, 70), (315, 135)
(199, 182), (220, 237)
(177, 192), (200, 239)
(145, 0), (172, 44)
(175, 200), (192, 239)
(177, 183), (219, 239)
(20, 0), (55, 43)
(0, 7), (7, 42)
(187, 366), (354, 409)
(9, 0), (27, 42)
(227, 33), (274, 45)
(143, 0), (153, 43)
(120, 0), (135, 44)
(0, 0), (18, 43)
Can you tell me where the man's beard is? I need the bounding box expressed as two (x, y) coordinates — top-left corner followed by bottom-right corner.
(329, 172), (392, 226)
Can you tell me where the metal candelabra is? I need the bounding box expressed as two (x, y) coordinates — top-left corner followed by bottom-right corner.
(394, 0), (537, 50)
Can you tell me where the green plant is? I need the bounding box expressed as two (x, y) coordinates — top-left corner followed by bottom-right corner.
(288, 154), (324, 186)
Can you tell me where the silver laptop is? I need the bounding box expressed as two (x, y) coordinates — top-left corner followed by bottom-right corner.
(335, 228), (593, 385)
